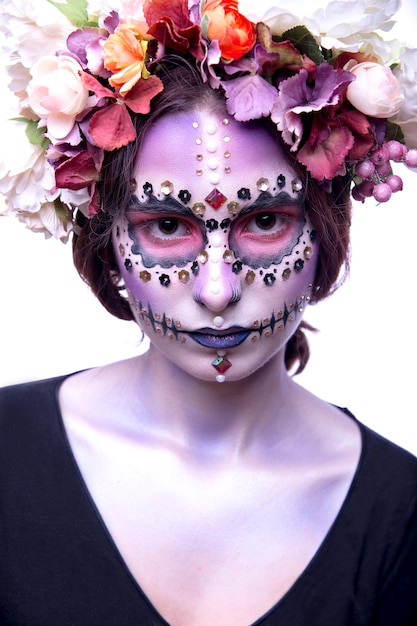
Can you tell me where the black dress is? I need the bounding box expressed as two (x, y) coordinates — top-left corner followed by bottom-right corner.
(0, 375), (416, 625)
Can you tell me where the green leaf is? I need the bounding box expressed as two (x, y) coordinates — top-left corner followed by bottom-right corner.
(282, 25), (324, 65)
(46, 0), (97, 27)
(386, 121), (405, 143)
(11, 117), (50, 150)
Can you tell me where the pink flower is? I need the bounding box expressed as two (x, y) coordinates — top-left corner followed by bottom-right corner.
(346, 61), (404, 118)
(28, 55), (89, 140)
(222, 74), (278, 121)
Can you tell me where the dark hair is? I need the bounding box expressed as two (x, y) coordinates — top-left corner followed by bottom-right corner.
(73, 58), (352, 374)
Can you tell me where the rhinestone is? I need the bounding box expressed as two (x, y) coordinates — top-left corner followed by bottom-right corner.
(205, 188), (227, 209)
(197, 250), (208, 264)
(310, 230), (318, 242)
(159, 274), (171, 286)
(124, 258), (133, 271)
(222, 118), (230, 125)
(119, 243), (125, 257)
(294, 259), (304, 272)
(160, 180), (174, 196)
(196, 154), (203, 161)
(140, 270), (151, 282)
(257, 177), (270, 192)
(292, 178), (303, 192)
(143, 182), (153, 195)
(232, 260), (243, 274)
(237, 187), (251, 200)
(178, 270), (190, 283)
(282, 268), (291, 280)
(223, 249), (234, 264)
(192, 121), (199, 128)
(264, 273), (276, 286)
(212, 355), (232, 374)
(178, 189), (191, 203)
(304, 246), (313, 260)
(277, 174), (286, 188)
(196, 169), (203, 176)
(224, 166), (231, 174)
(196, 137), (202, 145)
(220, 218), (231, 229)
(191, 261), (199, 274)
(224, 151), (231, 158)
(192, 202), (205, 216)
(227, 201), (240, 215)
(130, 179), (137, 193)
(223, 135), (231, 142)
(206, 218), (219, 231)
(245, 270), (255, 284)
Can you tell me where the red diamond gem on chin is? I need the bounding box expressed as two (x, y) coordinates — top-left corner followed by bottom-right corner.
(212, 355), (232, 374)
(205, 188), (227, 210)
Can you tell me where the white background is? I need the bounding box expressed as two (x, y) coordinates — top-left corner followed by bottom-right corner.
(1, 1), (417, 453)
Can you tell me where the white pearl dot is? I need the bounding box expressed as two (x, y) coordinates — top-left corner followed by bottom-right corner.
(206, 140), (218, 153)
(208, 157), (219, 170)
(213, 316), (224, 327)
(216, 374), (226, 383)
(209, 173), (221, 185)
(205, 122), (218, 135)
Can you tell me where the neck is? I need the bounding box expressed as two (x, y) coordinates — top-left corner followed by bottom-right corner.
(124, 345), (301, 461)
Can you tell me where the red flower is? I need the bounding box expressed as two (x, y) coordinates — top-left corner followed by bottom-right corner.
(144, 0), (204, 61)
(81, 72), (164, 150)
(201, 0), (256, 62)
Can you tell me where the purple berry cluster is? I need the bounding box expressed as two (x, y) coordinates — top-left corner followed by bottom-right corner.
(352, 141), (417, 203)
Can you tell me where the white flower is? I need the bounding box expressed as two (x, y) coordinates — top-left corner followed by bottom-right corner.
(0, 119), (57, 213)
(238, 0), (401, 51)
(391, 47), (417, 148)
(17, 202), (72, 241)
(28, 55), (89, 141)
(346, 61), (404, 118)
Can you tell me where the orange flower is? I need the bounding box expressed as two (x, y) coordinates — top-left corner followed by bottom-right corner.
(101, 24), (150, 96)
(201, 0), (256, 62)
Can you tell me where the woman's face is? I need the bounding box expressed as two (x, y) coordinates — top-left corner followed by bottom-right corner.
(113, 109), (318, 382)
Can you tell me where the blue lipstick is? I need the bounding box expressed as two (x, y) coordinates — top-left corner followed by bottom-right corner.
(189, 327), (251, 349)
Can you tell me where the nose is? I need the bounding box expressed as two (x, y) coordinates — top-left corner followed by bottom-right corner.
(192, 246), (242, 313)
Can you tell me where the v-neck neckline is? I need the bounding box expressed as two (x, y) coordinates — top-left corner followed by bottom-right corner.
(52, 373), (366, 626)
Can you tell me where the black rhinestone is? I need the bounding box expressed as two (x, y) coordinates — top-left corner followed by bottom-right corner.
(124, 258), (133, 271)
(232, 260), (243, 274)
(191, 261), (199, 275)
(206, 218), (219, 231)
(143, 182), (153, 195)
(237, 187), (251, 200)
(178, 189), (191, 203)
(220, 218), (231, 230)
(263, 273), (276, 286)
(294, 259), (304, 272)
(310, 229), (318, 242)
(159, 274), (171, 286)
(277, 174), (286, 188)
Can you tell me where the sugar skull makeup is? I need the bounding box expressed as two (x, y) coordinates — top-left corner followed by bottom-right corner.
(113, 109), (318, 383)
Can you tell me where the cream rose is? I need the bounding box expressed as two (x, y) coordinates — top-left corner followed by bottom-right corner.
(346, 61), (404, 118)
(392, 47), (417, 148)
(28, 55), (88, 140)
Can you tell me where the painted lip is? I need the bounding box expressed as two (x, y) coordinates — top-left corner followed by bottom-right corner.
(188, 326), (251, 349)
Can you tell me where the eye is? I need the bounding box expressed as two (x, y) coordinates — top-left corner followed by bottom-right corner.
(158, 217), (180, 235)
(255, 213), (276, 231)
(147, 216), (190, 239)
(242, 211), (290, 237)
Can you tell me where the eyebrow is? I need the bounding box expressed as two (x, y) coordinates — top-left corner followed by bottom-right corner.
(126, 194), (200, 221)
(237, 191), (304, 218)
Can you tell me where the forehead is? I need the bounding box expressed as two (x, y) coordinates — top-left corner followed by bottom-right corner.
(134, 109), (299, 202)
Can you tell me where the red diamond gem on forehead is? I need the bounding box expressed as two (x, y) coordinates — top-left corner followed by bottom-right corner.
(205, 188), (227, 210)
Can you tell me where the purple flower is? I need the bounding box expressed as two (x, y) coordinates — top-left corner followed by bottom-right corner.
(222, 74), (278, 121)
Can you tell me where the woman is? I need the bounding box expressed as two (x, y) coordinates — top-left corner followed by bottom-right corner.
(0, 1), (416, 624)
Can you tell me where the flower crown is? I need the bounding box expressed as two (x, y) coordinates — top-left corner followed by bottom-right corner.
(1, 0), (417, 240)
